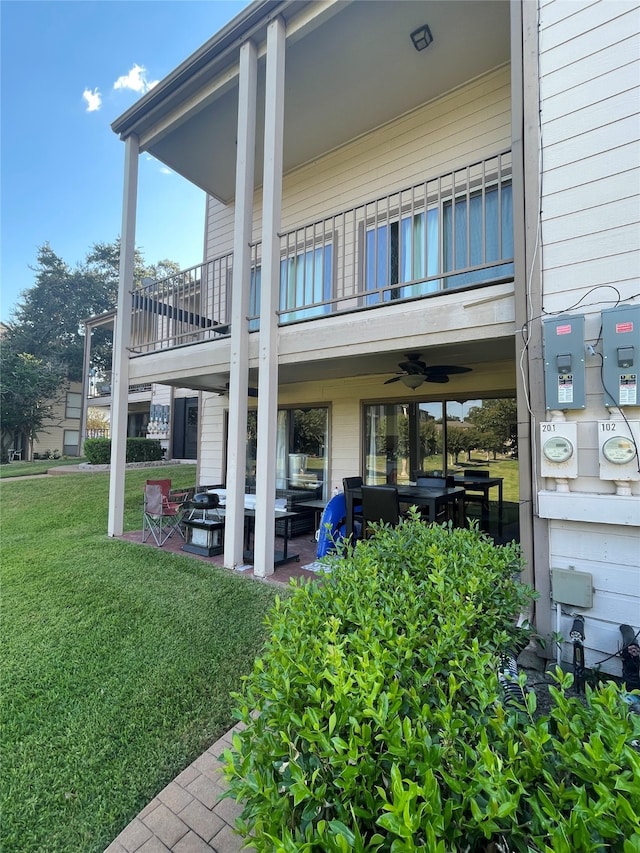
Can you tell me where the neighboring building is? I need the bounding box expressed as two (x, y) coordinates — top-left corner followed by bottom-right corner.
(107, 0), (639, 674)
(82, 311), (199, 459)
(31, 382), (83, 459)
(1, 321), (83, 461)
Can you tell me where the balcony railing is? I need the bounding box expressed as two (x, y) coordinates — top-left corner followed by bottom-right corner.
(87, 371), (152, 397)
(129, 150), (513, 354)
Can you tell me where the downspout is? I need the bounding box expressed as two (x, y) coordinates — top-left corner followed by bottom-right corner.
(108, 134), (139, 537)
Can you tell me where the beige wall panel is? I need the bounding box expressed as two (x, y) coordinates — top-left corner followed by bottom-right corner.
(541, 33), (639, 89)
(543, 89), (638, 146)
(541, 253), (639, 303)
(540, 6), (636, 61)
(205, 67), (512, 260)
(542, 197), (639, 245)
(543, 121), (639, 172)
(543, 170), (640, 221)
(542, 142), (638, 196)
(199, 392), (226, 484)
(542, 222), (638, 269)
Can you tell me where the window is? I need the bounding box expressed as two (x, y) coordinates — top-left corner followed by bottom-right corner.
(63, 429), (79, 456)
(365, 209), (440, 304)
(362, 181), (513, 302)
(66, 392), (81, 419)
(280, 245), (333, 323)
(248, 267), (261, 331)
(443, 183), (513, 289)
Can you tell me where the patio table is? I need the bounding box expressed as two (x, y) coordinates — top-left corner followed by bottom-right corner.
(345, 484), (465, 536)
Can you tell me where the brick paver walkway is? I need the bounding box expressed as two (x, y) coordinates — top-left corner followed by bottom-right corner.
(105, 723), (252, 853)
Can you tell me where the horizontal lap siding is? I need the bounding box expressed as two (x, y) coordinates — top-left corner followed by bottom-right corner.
(539, 2), (639, 304)
(204, 66), (512, 260)
(549, 521), (640, 675)
(538, 0), (640, 667)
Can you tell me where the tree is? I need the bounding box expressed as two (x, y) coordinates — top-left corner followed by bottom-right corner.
(447, 425), (469, 464)
(0, 343), (68, 460)
(466, 398), (518, 458)
(6, 244), (117, 382)
(6, 241), (182, 384)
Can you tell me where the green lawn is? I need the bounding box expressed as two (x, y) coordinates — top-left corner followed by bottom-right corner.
(0, 466), (280, 852)
(0, 457), (88, 478)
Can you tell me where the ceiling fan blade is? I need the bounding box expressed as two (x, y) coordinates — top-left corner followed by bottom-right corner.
(425, 364), (472, 375)
(423, 374), (450, 384)
(384, 375), (403, 384)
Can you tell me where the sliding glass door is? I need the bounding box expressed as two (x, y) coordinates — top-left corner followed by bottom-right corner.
(245, 407), (329, 498)
(363, 398), (518, 485)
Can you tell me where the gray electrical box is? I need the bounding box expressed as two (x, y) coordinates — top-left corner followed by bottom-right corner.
(602, 305), (640, 407)
(551, 567), (593, 608)
(543, 314), (586, 410)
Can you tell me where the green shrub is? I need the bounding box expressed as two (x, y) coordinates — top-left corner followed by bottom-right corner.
(84, 438), (111, 464)
(126, 438), (163, 462)
(83, 438), (163, 464)
(224, 517), (640, 852)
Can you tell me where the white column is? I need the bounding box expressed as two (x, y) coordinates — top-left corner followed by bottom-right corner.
(224, 39), (258, 569)
(108, 134), (139, 536)
(254, 16), (286, 577)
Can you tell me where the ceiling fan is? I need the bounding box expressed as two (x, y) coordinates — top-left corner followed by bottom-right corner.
(212, 383), (258, 397)
(384, 353), (472, 388)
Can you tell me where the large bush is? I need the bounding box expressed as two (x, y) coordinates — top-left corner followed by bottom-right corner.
(224, 517), (640, 852)
(83, 437), (163, 464)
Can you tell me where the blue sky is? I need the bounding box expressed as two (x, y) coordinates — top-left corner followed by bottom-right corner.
(0, 0), (250, 322)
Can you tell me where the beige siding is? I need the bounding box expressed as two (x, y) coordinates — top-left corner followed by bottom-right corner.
(549, 522), (640, 676)
(205, 65), (512, 259)
(32, 382), (83, 459)
(536, 0), (640, 667)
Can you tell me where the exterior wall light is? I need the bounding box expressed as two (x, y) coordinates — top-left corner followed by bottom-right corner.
(410, 24), (433, 52)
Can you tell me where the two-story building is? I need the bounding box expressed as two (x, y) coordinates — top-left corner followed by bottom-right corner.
(106, 0), (639, 673)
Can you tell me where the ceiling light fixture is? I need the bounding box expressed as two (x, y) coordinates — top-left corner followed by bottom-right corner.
(410, 24), (433, 52)
(401, 373), (426, 389)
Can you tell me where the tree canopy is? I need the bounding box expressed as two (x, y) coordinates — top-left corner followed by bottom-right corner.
(0, 347), (68, 456)
(1, 239), (180, 457)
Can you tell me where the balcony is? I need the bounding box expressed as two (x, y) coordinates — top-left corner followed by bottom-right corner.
(129, 150), (513, 356)
(88, 371), (152, 398)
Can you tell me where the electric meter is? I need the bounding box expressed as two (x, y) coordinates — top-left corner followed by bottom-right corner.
(601, 436), (637, 465)
(542, 436), (574, 463)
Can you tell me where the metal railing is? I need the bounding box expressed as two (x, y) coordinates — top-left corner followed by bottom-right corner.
(129, 150), (513, 354)
(87, 371), (152, 397)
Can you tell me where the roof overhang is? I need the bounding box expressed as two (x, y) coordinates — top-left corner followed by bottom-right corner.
(112, 0), (511, 203)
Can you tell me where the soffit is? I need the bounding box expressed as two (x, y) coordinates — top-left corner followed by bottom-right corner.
(115, 0), (510, 203)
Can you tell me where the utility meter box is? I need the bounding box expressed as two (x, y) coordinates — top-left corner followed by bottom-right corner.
(602, 305), (640, 407)
(543, 314), (585, 410)
(551, 567), (593, 608)
(598, 419), (640, 481)
(540, 421), (578, 479)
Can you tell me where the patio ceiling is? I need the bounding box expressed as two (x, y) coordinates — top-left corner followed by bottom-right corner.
(113, 0), (511, 203)
(140, 332), (516, 395)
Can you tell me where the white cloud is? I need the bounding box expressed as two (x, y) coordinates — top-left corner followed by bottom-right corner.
(82, 87), (102, 112)
(113, 64), (158, 95)
(159, 166), (172, 175)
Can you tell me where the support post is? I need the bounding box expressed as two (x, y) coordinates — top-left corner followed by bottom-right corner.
(254, 16), (285, 577)
(108, 134), (139, 536)
(224, 39), (258, 569)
